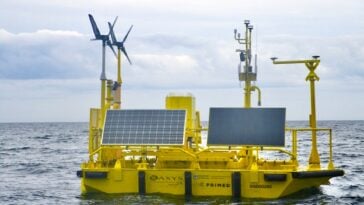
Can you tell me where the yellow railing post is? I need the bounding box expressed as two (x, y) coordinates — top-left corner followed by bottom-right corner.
(286, 127), (334, 169)
(328, 129), (335, 169)
(291, 130), (298, 165)
(89, 111), (94, 161)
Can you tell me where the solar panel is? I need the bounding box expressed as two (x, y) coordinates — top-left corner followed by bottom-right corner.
(207, 108), (286, 146)
(102, 109), (186, 145)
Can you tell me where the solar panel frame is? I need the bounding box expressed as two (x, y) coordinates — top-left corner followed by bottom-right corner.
(207, 107), (286, 146)
(101, 109), (186, 146)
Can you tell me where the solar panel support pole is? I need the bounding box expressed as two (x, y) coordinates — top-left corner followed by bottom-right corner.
(272, 56), (321, 168)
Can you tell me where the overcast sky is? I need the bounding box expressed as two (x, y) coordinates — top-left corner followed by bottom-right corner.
(0, 0), (363, 122)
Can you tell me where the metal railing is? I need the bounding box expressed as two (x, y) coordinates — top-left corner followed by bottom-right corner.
(285, 127), (334, 169)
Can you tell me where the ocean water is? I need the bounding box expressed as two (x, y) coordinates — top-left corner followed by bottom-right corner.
(0, 121), (363, 204)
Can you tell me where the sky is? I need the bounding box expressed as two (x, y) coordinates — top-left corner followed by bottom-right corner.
(0, 0), (363, 122)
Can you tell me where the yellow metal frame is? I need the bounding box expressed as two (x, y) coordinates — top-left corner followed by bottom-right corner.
(285, 127), (335, 170)
(272, 57), (321, 168)
(85, 126), (335, 170)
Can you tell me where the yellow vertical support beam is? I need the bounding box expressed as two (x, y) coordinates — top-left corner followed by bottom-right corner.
(194, 111), (202, 145)
(89, 108), (100, 161)
(106, 80), (113, 110)
(291, 130), (298, 166)
(114, 49), (122, 109)
(244, 24), (252, 169)
(117, 49), (122, 85)
(304, 61), (320, 168)
(100, 80), (106, 126)
(89, 109), (94, 161)
(244, 23), (251, 108)
(328, 129), (334, 169)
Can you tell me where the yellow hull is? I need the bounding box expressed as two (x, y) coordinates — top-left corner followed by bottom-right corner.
(79, 168), (343, 199)
(79, 94), (345, 199)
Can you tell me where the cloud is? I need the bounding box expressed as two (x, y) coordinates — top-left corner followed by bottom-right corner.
(0, 0), (363, 123)
(1, 25), (364, 122)
(0, 29), (236, 88)
(1, 28), (364, 91)
(257, 35), (364, 90)
(0, 29), (101, 79)
(126, 35), (237, 89)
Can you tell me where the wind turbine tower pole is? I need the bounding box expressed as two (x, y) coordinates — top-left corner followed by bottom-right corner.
(100, 41), (107, 122)
(108, 22), (133, 110)
(113, 48), (122, 109)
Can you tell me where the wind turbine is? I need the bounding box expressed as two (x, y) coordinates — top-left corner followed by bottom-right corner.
(88, 14), (117, 122)
(108, 22), (133, 109)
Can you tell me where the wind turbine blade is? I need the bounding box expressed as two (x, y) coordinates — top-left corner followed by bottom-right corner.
(108, 16), (118, 35)
(112, 16), (118, 28)
(121, 47), (132, 65)
(107, 42), (117, 57)
(108, 22), (117, 44)
(88, 14), (101, 38)
(122, 25), (133, 43)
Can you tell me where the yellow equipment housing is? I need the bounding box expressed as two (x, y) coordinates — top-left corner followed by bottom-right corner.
(165, 93), (202, 146)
